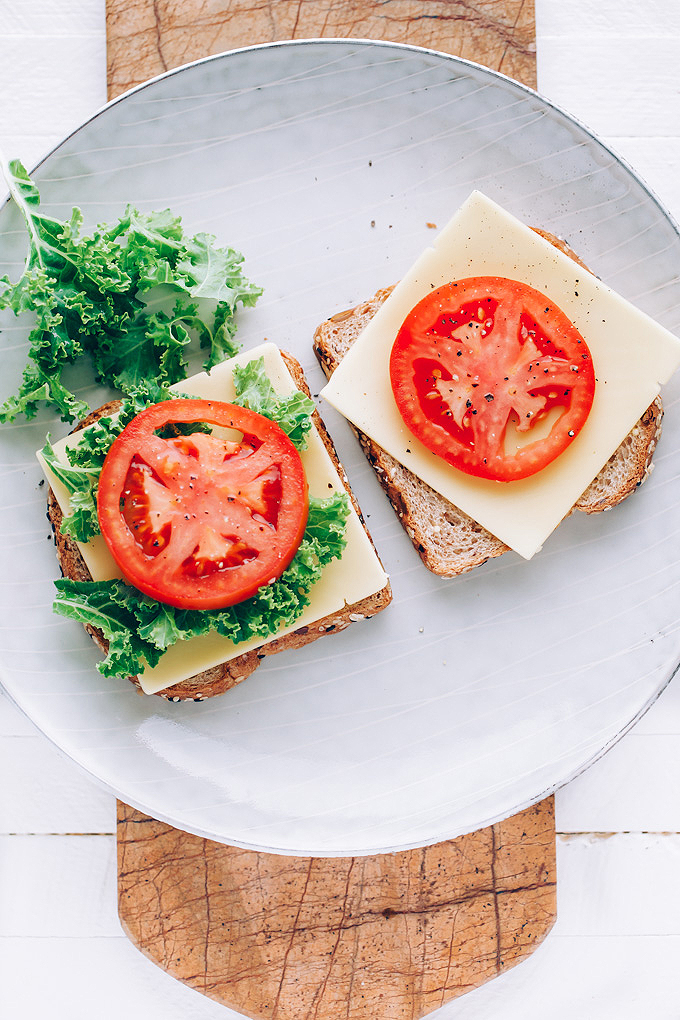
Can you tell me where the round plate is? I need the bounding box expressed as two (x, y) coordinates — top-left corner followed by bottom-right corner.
(1, 40), (679, 856)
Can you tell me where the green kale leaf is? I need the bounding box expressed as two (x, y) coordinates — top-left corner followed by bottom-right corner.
(40, 386), (172, 542)
(0, 158), (262, 422)
(232, 356), (316, 449)
(52, 579), (166, 678)
(53, 493), (351, 679)
(41, 436), (102, 541)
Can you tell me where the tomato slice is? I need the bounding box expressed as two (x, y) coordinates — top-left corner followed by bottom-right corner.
(97, 399), (309, 609)
(389, 277), (595, 481)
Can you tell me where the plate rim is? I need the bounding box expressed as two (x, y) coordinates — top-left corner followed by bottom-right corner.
(17, 37), (680, 250)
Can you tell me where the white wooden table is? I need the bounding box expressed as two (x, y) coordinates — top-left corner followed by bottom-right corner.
(1, 1), (679, 1016)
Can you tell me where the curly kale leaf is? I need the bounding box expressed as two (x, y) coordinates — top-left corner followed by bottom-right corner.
(232, 356), (316, 449)
(0, 159), (262, 422)
(40, 386), (172, 542)
(53, 493), (350, 679)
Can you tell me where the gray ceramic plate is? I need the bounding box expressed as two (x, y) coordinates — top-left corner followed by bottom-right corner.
(1, 40), (679, 855)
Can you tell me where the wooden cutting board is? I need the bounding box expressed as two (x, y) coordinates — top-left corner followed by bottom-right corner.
(118, 798), (555, 1019)
(108, 3), (553, 1017)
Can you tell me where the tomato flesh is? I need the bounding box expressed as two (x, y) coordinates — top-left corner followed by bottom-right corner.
(97, 399), (309, 609)
(389, 277), (595, 481)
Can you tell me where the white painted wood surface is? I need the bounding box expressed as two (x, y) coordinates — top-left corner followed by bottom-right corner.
(1, 1), (680, 1016)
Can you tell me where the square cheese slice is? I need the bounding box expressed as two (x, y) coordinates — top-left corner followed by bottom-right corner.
(39, 344), (388, 695)
(320, 191), (680, 559)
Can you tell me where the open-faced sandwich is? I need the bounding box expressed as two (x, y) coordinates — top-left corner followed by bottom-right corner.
(317, 192), (680, 575)
(0, 161), (391, 702)
(41, 345), (391, 700)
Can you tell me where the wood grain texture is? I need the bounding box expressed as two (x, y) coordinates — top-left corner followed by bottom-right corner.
(118, 797), (555, 1019)
(106, 0), (536, 100)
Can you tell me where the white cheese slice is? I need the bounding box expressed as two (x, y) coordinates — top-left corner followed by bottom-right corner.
(39, 344), (388, 695)
(320, 191), (680, 559)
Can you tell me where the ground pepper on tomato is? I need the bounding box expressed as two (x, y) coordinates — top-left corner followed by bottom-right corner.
(97, 399), (309, 609)
(389, 276), (595, 481)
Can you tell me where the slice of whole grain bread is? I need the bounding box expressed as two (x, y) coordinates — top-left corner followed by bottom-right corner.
(47, 352), (391, 701)
(313, 232), (663, 577)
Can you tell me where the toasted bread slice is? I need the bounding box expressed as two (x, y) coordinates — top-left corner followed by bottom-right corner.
(313, 233), (663, 577)
(47, 352), (392, 700)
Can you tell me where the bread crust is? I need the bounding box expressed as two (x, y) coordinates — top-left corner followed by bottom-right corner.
(47, 355), (391, 700)
(313, 231), (663, 576)
(574, 396), (663, 512)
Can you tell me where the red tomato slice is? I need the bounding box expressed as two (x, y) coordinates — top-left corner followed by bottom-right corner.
(97, 399), (309, 609)
(389, 277), (595, 481)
